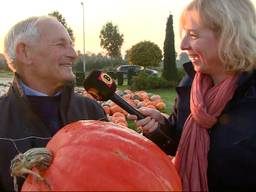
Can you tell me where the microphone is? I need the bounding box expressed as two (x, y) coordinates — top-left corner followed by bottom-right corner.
(83, 70), (175, 144)
(83, 70), (145, 119)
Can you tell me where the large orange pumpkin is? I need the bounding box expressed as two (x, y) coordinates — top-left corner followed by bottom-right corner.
(22, 120), (181, 191)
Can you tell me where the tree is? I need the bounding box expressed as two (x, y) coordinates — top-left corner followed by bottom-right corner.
(162, 14), (178, 82)
(127, 41), (162, 68)
(49, 11), (75, 42)
(124, 49), (131, 61)
(99, 22), (124, 58)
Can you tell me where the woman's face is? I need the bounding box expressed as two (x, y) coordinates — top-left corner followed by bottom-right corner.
(180, 10), (225, 77)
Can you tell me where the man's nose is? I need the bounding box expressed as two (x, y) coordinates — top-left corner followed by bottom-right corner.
(67, 46), (77, 60)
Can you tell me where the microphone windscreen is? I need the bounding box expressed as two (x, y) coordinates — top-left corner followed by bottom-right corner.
(83, 70), (117, 101)
(83, 70), (145, 120)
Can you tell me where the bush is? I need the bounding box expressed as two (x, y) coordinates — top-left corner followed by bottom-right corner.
(73, 55), (128, 73)
(107, 71), (117, 80)
(0, 62), (8, 71)
(127, 69), (136, 85)
(74, 71), (85, 86)
(130, 71), (172, 90)
(116, 72), (124, 86)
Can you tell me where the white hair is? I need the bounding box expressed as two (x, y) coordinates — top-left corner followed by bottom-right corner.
(3, 15), (56, 71)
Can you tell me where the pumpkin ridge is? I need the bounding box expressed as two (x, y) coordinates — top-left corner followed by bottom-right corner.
(48, 145), (172, 190)
(22, 120), (182, 191)
(48, 135), (178, 190)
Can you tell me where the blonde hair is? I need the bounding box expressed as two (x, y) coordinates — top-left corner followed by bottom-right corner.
(4, 16), (57, 71)
(180, 0), (256, 72)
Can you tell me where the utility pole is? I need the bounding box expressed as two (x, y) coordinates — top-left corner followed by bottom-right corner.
(81, 2), (86, 73)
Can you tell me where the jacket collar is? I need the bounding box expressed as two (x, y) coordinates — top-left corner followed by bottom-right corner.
(233, 70), (256, 99)
(236, 70), (255, 87)
(10, 73), (26, 97)
(10, 73), (75, 97)
(183, 62), (196, 79)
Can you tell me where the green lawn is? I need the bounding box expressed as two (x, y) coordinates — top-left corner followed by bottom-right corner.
(117, 83), (177, 131)
(0, 70), (13, 78)
(145, 88), (176, 114)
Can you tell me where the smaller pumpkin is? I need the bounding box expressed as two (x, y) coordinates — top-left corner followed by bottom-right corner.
(110, 104), (128, 116)
(150, 94), (161, 101)
(135, 91), (149, 100)
(112, 112), (126, 118)
(156, 101), (166, 111)
(145, 104), (157, 109)
(103, 105), (111, 114)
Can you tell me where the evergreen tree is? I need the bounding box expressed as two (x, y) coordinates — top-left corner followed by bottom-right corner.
(162, 14), (178, 82)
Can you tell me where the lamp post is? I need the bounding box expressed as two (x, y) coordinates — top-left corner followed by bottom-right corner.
(81, 1), (86, 73)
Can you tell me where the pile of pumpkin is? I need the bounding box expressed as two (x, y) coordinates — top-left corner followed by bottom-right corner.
(84, 89), (166, 127)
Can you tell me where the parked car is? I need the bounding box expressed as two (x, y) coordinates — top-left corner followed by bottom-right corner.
(145, 68), (159, 76)
(116, 65), (159, 77)
(116, 65), (144, 74)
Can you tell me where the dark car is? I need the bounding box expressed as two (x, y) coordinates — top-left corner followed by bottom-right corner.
(145, 68), (159, 76)
(116, 65), (159, 76)
(116, 65), (144, 78)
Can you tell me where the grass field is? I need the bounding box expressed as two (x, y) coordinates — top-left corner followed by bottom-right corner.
(117, 83), (177, 130)
(0, 70), (13, 78)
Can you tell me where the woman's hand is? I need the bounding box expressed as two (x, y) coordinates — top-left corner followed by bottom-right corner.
(127, 107), (165, 134)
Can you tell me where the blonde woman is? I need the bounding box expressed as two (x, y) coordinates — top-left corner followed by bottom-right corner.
(128, 0), (256, 191)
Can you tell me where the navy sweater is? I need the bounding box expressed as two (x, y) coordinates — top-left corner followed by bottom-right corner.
(27, 95), (62, 135)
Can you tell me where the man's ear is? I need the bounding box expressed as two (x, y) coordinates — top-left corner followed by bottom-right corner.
(15, 42), (32, 65)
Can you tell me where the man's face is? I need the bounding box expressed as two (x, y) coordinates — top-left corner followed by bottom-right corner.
(28, 18), (77, 88)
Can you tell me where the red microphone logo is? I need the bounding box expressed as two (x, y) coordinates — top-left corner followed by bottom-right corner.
(98, 72), (113, 88)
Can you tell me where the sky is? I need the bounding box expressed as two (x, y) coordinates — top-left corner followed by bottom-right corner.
(0, 0), (256, 57)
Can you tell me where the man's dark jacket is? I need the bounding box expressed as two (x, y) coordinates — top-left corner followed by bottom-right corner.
(148, 62), (256, 191)
(0, 76), (107, 191)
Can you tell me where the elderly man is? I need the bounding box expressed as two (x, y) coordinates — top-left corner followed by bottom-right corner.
(0, 16), (107, 191)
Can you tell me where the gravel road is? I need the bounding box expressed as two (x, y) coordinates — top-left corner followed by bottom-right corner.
(0, 77), (12, 96)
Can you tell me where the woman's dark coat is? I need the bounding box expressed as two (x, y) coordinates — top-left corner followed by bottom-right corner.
(147, 62), (256, 191)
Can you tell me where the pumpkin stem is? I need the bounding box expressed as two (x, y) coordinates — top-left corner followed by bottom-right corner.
(10, 147), (53, 192)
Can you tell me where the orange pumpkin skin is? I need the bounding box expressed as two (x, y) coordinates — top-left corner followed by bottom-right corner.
(22, 120), (181, 191)
(156, 101), (166, 111)
(150, 94), (161, 101)
(103, 105), (111, 114)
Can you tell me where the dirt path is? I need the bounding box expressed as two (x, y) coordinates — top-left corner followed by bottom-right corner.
(0, 77), (12, 96)
(0, 77), (12, 84)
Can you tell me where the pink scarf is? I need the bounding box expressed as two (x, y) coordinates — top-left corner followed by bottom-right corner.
(173, 72), (238, 191)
